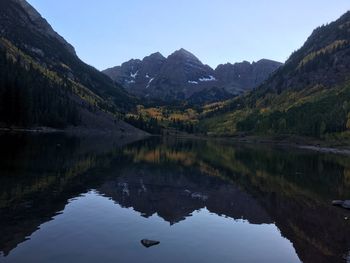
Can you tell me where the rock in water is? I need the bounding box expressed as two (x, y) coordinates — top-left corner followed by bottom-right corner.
(141, 239), (160, 248)
(332, 200), (350, 210)
(332, 200), (345, 206)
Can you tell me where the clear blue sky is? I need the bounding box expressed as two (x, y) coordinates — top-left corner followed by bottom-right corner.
(27, 0), (349, 70)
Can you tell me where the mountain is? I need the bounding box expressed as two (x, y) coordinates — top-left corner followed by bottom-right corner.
(146, 48), (216, 101)
(0, 0), (144, 134)
(214, 59), (283, 94)
(256, 13), (350, 94)
(103, 52), (166, 96)
(199, 11), (350, 139)
(103, 49), (282, 102)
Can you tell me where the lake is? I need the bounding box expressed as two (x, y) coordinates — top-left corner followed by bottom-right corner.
(0, 134), (349, 263)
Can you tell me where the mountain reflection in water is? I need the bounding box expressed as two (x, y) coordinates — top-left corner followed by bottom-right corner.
(0, 134), (349, 263)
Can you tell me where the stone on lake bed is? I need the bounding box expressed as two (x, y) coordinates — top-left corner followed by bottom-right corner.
(332, 200), (350, 209)
(141, 239), (160, 248)
(332, 200), (344, 206)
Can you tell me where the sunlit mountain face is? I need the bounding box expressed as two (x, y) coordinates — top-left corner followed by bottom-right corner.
(0, 135), (349, 263)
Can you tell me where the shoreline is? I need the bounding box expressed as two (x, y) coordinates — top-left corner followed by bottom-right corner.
(168, 133), (350, 156)
(0, 127), (62, 133)
(1, 128), (350, 156)
(0, 126), (149, 137)
(210, 135), (350, 156)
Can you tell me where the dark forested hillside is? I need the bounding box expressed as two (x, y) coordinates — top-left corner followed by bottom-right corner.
(199, 11), (350, 141)
(0, 48), (79, 128)
(0, 0), (143, 133)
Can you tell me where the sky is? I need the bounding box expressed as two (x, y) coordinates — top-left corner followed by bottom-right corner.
(27, 0), (350, 70)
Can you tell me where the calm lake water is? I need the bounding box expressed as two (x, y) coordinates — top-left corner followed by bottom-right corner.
(0, 134), (349, 263)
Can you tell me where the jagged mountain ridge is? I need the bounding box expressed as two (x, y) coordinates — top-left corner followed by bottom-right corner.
(103, 52), (167, 97)
(214, 59), (283, 94)
(103, 49), (282, 102)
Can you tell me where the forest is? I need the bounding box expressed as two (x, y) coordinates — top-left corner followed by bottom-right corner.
(0, 50), (80, 128)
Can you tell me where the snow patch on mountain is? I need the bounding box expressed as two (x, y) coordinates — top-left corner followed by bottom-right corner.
(199, 75), (216, 82)
(130, 71), (138, 79)
(146, 78), (154, 88)
(126, 80), (136, 84)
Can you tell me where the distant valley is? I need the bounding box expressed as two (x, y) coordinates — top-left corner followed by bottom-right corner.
(0, 0), (350, 144)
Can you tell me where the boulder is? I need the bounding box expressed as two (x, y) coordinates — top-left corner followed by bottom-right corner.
(332, 200), (345, 206)
(141, 239), (160, 248)
(332, 200), (350, 210)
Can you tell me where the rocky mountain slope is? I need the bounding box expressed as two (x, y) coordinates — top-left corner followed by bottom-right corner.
(199, 11), (350, 139)
(0, 0), (144, 134)
(214, 59), (283, 94)
(103, 49), (282, 102)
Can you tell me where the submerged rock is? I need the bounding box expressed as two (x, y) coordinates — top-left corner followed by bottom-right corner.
(332, 200), (344, 206)
(332, 200), (350, 209)
(141, 239), (160, 248)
